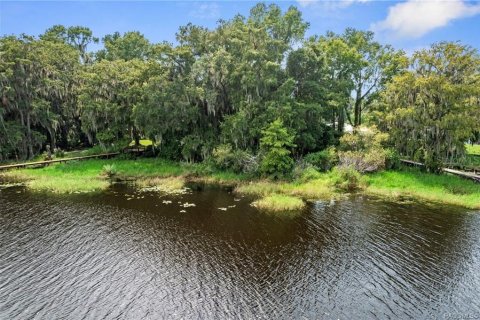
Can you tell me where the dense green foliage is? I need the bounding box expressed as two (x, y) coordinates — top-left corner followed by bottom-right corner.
(259, 119), (296, 178)
(338, 126), (389, 173)
(1, 3), (479, 175)
(378, 43), (480, 172)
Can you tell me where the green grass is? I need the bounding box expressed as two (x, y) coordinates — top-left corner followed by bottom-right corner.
(366, 168), (480, 209)
(466, 144), (480, 155)
(2, 164), (109, 193)
(129, 139), (154, 147)
(235, 177), (336, 200)
(2, 157), (479, 210)
(0, 158), (242, 193)
(252, 194), (305, 213)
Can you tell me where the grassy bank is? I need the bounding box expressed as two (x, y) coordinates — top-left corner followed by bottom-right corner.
(366, 168), (480, 209)
(0, 158), (247, 194)
(1, 158), (479, 210)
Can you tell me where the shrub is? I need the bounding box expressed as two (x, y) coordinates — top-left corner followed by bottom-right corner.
(339, 126), (389, 152)
(54, 148), (65, 158)
(338, 126), (389, 173)
(96, 130), (116, 145)
(385, 148), (400, 169)
(304, 147), (338, 171)
(259, 119), (296, 179)
(297, 167), (322, 183)
(212, 144), (233, 169)
(102, 164), (117, 179)
(181, 135), (202, 163)
(212, 144), (258, 174)
(332, 167), (364, 192)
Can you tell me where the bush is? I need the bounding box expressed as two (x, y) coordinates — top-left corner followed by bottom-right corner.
(332, 167), (364, 192)
(304, 147), (338, 171)
(212, 144), (233, 169)
(54, 148), (65, 158)
(181, 135), (202, 163)
(339, 126), (389, 152)
(338, 150), (386, 173)
(296, 166), (322, 183)
(102, 164), (117, 179)
(338, 126), (389, 173)
(259, 119), (296, 179)
(212, 144), (258, 174)
(385, 148), (400, 169)
(96, 130), (116, 145)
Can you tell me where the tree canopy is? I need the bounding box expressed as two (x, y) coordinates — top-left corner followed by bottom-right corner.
(1, 3), (478, 174)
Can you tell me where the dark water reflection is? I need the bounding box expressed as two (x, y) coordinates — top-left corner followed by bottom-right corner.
(1, 183), (479, 319)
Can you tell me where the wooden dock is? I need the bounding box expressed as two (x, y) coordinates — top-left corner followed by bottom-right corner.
(0, 152), (119, 171)
(443, 168), (480, 183)
(400, 159), (480, 183)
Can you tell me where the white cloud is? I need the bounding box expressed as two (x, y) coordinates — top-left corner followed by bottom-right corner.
(372, 0), (480, 38)
(189, 2), (220, 19)
(298, 0), (371, 10)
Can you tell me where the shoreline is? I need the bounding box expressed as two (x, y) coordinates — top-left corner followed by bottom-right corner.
(1, 158), (479, 211)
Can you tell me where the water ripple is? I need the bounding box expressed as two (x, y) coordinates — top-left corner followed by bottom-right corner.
(1, 187), (479, 319)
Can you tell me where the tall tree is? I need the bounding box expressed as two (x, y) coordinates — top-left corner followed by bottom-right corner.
(341, 29), (407, 127)
(381, 42), (480, 172)
(78, 59), (150, 146)
(40, 25), (98, 64)
(96, 31), (151, 61)
(1, 35), (79, 159)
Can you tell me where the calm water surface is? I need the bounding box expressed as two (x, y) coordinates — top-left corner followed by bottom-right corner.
(1, 183), (479, 319)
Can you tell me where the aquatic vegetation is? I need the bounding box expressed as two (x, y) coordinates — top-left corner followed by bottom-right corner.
(181, 202), (196, 208)
(252, 194), (305, 212)
(138, 176), (187, 195)
(1, 158), (479, 209)
(235, 176), (336, 201)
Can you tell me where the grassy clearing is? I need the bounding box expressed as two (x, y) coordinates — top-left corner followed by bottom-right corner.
(128, 139), (154, 147)
(366, 168), (480, 209)
(252, 194), (305, 212)
(466, 144), (480, 155)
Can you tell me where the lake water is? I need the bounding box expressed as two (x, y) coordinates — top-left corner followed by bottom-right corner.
(1, 183), (479, 319)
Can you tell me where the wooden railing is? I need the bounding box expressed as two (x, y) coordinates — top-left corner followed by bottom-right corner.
(400, 159), (480, 183)
(0, 153), (119, 171)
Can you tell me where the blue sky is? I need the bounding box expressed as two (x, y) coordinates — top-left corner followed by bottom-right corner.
(1, 1), (480, 54)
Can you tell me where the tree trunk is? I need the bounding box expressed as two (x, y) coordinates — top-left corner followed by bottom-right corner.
(132, 126), (140, 146)
(338, 106), (345, 134)
(26, 112), (34, 159)
(331, 110), (336, 131)
(354, 87), (362, 127)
